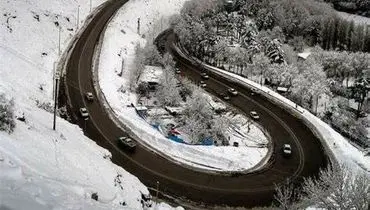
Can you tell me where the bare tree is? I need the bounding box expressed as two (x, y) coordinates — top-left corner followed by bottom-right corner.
(302, 164), (370, 210)
(274, 179), (301, 210)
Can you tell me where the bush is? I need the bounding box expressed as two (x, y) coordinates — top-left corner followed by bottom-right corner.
(0, 93), (15, 133)
(91, 192), (98, 201)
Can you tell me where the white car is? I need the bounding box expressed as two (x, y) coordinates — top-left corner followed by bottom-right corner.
(228, 88), (238, 96)
(199, 80), (207, 88)
(79, 107), (89, 118)
(85, 92), (94, 101)
(282, 144), (292, 156)
(250, 111), (259, 120)
(201, 72), (209, 79)
(175, 68), (181, 74)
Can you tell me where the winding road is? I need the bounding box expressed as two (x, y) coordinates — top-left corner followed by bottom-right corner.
(63, 0), (329, 207)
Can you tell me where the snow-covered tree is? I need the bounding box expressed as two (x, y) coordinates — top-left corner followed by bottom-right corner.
(156, 67), (182, 107)
(351, 77), (370, 115)
(142, 43), (162, 66)
(213, 37), (228, 67)
(251, 53), (270, 83)
(302, 164), (370, 210)
(181, 90), (213, 143)
(274, 179), (301, 210)
(161, 52), (176, 69)
(180, 0), (219, 19)
(128, 44), (146, 90)
(265, 63), (298, 87)
(291, 60), (328, 109)
(210, 115), (230, 143)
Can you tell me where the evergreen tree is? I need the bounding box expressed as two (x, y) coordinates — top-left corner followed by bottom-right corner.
(321, 19), (330, 50)
(346, 21), (355, 51)
(364, 26), (370, 53)
(331, 17), (340, 50)
(337, 19), (348, 50)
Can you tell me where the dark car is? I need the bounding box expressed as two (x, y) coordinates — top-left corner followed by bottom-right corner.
(250, 87), (259, 96)
(118, 136), (136, 151)
(228, 88), (238, 96)
(85, 92), (94, 101)
(219, 93), (230, 101)
(250, 111), (260, 120)
(79, 107), (89, 118)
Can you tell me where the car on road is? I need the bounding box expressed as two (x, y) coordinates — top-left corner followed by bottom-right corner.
(118, 136), (136, 151)
(282, 144), (292, 157)
(175, 68), (181, 74)
(199, 80), (207, 88)
(79, 107), (89, 118)
(228, 88), (238, 96)
(250, 111), (259, 120)
(200, 72), (209, 79)
(220, 93), (230, 101)
(85, 92), (94, 101)
(250, 87), (259, 96)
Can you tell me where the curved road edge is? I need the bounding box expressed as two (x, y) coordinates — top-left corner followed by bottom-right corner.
(89, 10), (273, 175)
(58, 2), (111, 118)
(171, 41), (339, 171)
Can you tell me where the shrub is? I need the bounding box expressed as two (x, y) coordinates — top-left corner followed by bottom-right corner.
(91, 192), (98, 201)
(0, 93), (15, 133)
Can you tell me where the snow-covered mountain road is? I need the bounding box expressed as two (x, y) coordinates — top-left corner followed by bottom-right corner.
(63, 0), (329, 208)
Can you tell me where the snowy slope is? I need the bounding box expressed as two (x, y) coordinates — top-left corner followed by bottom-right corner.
(0, 0), (181, 209)
(97, 0), (269, 172)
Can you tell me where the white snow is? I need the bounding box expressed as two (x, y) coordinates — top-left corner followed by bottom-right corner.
(297, 52), (311, 60)
(184, 49), (370, 173)
(140, 66), (163, 84)
(0, 0), (181, 209)
(97, 0), (269, 172)
(337, 11), (370, 26)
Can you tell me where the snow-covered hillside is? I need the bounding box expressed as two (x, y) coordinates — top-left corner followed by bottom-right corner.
(0, 0), (181, 209)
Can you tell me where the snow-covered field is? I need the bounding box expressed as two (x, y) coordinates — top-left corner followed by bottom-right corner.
(0, 0), (182, 209)
(97, 0), (269, 172)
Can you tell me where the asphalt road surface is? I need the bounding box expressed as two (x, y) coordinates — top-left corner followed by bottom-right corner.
(64, 0), (329, 207)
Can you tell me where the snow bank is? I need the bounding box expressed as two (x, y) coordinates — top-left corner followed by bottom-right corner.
(96, 0), (269, 173)
(337, 11), (370, 26)
(0, 0), (181, 209)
